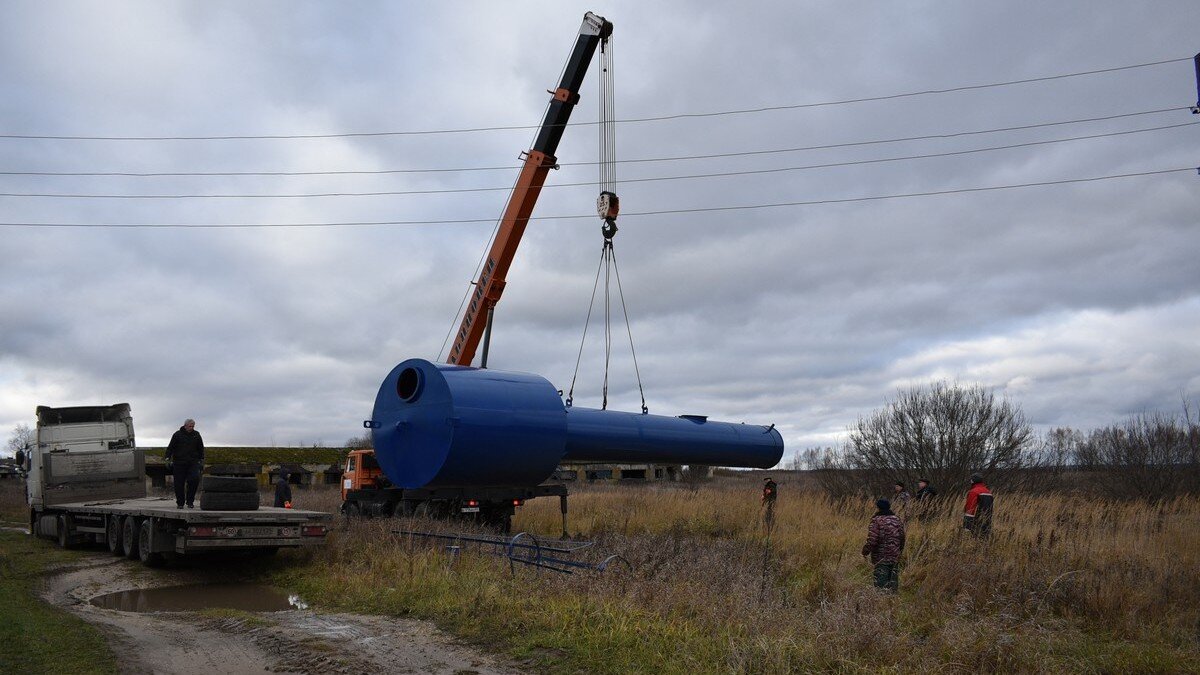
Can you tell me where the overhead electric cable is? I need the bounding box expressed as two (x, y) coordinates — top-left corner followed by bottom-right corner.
(0, 106), (1183, 177)
(4, 122), (1191, 199)
(0, 58), (1187, 142)
(0, 167), (1189, 228)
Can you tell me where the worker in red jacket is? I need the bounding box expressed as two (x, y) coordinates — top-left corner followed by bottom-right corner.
(963, 473), (994, 537)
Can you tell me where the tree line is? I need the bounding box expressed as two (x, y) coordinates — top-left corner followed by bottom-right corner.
(794, 382), (1199, 501)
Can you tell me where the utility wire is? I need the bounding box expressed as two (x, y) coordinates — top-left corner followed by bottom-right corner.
(0, 106), (1183, 178)
(3, 122), (1192, 199)
(0, 57), (1187, 142)
(0, 167), (1189, 228)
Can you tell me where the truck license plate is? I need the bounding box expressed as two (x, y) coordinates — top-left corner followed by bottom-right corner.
(460, 507), (480, 513)
(238, 526), (299, 538)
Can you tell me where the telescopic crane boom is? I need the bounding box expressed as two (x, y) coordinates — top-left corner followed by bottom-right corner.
(447, 11), (613, 366)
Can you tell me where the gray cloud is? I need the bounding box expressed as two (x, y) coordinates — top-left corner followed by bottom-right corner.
(2, 1), (1198, 459)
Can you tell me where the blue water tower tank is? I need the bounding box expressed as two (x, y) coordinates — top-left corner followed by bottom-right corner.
(370, 359), (783, 489)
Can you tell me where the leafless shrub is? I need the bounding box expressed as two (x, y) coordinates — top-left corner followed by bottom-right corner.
(820, 381), (1040, 497)
(1074, 406), (1200, 500)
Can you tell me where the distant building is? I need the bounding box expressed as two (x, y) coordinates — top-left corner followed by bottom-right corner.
(553, 462), (684, 482)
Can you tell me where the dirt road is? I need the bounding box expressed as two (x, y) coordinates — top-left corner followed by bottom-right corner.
(41, 553), (520, 675)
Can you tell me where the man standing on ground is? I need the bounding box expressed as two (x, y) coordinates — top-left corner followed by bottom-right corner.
(761, 477), (777, 527)
(892, 481), (911, 519)
(862, 498), (905, 591)
(165, 418), (204, 509)
(963, 473), (993, 537)
(914, 478), (937, 501)
(274, 468), (293, 508)
(913, 477), (938, 521)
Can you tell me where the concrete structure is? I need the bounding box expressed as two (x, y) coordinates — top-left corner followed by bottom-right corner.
(553, 462), (686, 482)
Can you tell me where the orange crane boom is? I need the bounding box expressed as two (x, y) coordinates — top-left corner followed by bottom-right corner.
(447, 12), (612, 366)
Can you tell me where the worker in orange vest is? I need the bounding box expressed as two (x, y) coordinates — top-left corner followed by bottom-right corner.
(963, 473), (993, 537)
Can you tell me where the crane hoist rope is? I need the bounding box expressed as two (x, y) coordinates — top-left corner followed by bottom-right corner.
(567, 34), (649, 414)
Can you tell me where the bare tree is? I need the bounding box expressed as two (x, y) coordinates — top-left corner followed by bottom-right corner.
(788, 446), (836, 471)
(344, 432), (373, 449)
(1075, 408), (1199, 500)
(6, 423), (34, 458)
(820, 382), (1035, 497)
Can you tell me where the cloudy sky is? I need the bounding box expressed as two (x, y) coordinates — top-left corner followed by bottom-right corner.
(2, 1), (1197, 460)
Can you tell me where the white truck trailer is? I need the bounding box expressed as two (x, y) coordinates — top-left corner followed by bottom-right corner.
(25, 403), (329, 566)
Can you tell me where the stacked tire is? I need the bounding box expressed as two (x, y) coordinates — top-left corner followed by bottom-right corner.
(199, 475), (260, 511)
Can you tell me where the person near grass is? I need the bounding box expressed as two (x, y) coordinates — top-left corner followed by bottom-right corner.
(862, 498), (905, 591)
(761, 477), (778, 526)
(913, 477), (938, 521)
(963, 473), (994, 537)
(165, 418), (204, 509)
(274, 467), (293, 508)
(892, 481), (911, 518)
(914, 478), (937, 500)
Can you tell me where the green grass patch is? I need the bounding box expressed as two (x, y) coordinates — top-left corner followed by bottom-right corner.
(0, 531), (117, 674)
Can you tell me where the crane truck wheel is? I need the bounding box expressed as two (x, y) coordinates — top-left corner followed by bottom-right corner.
(342, 502), (361, 518)
(122, 516), (141, 559)
(107, 516), (124, 555)
(138, 520), (166, 568)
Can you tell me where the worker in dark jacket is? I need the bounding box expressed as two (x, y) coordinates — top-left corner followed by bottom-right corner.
(165, 418), (204, 509)
(274, 468), (293, 508)
(914, 478), (937, 500)
(761, 477), (778, 527)
(862, 498), (906, 591)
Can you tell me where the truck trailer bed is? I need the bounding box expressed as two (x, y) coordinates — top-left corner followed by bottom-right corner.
(54, 496), (330, 522)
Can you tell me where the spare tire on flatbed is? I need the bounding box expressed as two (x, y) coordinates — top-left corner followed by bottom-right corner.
(200, 491), (260, 511)
(201, 475), (258, 493)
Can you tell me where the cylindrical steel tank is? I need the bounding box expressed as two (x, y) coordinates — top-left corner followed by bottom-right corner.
(370, 358), (783, 489)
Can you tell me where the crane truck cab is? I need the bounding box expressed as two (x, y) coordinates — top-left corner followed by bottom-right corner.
(340, 448), (385, 499)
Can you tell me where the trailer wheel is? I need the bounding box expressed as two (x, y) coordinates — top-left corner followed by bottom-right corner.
(107, 516), (124, 555)
(138, 520), (166, 567)
(122, 517), (140, 559)
(56, 514), (73, 549)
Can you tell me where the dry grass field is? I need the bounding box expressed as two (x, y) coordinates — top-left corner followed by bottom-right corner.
(4, 476), (1197, 672)
(274, 477), (1200, 674)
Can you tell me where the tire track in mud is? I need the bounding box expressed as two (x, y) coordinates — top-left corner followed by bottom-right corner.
(41, 555), (519, 675)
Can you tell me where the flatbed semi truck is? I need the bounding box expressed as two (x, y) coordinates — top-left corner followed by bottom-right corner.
(25, 403), (329, 566)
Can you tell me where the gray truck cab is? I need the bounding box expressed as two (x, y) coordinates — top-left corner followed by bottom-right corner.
(27, 403), (144, 514)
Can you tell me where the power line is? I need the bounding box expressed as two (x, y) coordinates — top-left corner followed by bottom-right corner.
(3, 122), (1192, 199)
(0, 107), (1185, 178)
(1, 167), (1189, 228)
(0, 57), (1188, 142)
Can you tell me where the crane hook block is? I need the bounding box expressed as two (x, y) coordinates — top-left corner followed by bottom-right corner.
(597, 191), (620, 222)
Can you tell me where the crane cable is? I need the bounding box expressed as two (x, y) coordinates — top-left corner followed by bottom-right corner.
(567, 34), (649, 413)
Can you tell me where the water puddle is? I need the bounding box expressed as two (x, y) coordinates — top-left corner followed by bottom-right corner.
(91, 583), (306, 613)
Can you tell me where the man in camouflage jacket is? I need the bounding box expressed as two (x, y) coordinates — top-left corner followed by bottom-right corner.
(862, 498), (906, 591)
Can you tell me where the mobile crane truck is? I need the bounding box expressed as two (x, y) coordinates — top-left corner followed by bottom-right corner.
(342, 13), (785, 532)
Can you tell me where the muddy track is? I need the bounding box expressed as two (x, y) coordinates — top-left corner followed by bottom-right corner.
(41, 554), (520, 675)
